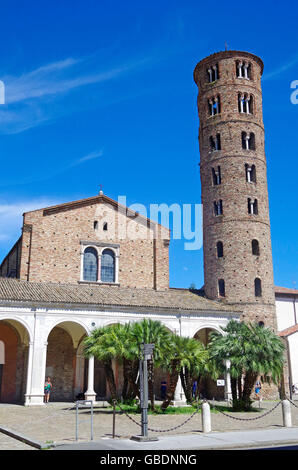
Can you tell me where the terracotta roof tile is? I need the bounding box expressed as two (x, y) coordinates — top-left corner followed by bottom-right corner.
(278, 324), (298, 337)
(0, 278), (240, 314)
(275, 286), (298, 296)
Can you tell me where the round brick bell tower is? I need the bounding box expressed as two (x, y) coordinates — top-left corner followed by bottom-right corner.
(193, 51), (277, 330)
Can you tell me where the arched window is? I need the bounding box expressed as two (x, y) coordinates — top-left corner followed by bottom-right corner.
(217, 241), (224, 258)
(248, 198), (258, 215)
(83, 247), (98, 282)
(242, 132), (255, 150)
(246, 164), (256, 183)
(103, 222), (108, 231)
(218, 279), (225, 297)
(254, 278), (262, 297)
(252, 239), (260, 256)
(101, 249), (115, 283)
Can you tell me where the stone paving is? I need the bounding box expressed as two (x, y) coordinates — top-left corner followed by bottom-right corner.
(0, 399), (297, 450)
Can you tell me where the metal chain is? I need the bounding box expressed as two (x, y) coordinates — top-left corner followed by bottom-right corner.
(115, 401), (202, 432)
(215, 400), (282, 421)
(148, 408), (200, 433)
(289, 398), (298, 409)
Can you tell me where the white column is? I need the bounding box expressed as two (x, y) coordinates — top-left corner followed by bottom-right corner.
(85, 356), (96, 402)
(238, 61), (243, 78)
(208, 68), (212, 82)
(245, 135), (250, 150)
(244, 62), (249, 79)
(224, 360), (232, 401)
(239, 94), (244, 113)
(24, 341), (34, 406)
(246, 95), (251, 114)
(212, 65), (217, 81)
(26, 340), (48, 406)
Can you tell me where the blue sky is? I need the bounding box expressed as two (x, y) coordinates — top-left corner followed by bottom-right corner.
(0, 0), (297, 289)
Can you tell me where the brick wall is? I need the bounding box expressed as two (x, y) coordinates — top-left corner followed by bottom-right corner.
(194, 51), (277, 330)
(16, 196), (170, 290)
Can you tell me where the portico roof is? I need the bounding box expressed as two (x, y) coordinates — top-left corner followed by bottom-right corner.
(0, 278), (241, 315)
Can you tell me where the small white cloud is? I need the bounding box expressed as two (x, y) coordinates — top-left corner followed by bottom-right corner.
(0, 198), (60, 245)
(263, 56), (298, 81)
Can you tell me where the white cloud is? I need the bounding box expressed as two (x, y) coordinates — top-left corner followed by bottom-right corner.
(0, 198), (60, 244)
(263, 56), (298, 81)
(0, 54), (152, 134)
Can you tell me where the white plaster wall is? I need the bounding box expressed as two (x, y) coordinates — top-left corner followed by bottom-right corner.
(275, 297), (296, 331)
(288, 332), (298, 389)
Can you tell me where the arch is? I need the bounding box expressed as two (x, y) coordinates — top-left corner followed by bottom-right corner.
(193, 326), (225, 400)
(0, 316), (32, 343)
(46, 319), (89, 346)
(0, 319), (30, 403)
(45, 321), (88, 402)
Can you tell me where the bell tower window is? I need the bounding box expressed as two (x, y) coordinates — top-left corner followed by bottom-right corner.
(218, 279), (225, 297)
(238, 93), (253, 114)
(248, 198), (258, 215)
(245, 164), (256, 183)
(208, 96), (221, 116)
(252, 239), (260, 256)
(212, 166), (221, 186)
(242, 132), (255, 150)
(214, 200), (223, 216)
(217, 241), (224, 258)
(207, 64), (219, 82)
(254, 278), (262, 297)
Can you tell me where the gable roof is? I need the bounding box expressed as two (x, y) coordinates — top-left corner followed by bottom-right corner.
(0, 278), (241, 315)
(24, 193), (170, 234)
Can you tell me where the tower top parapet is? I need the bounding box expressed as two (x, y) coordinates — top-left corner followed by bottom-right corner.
(193, 50), (264, 85)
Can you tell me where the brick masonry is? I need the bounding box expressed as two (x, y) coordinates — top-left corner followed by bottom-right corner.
(194, 51), (277, 330)
(1, 195), (170, 291)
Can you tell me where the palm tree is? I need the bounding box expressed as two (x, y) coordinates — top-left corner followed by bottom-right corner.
(208, 320), (285, 410)
(129, 319), (171, 410)
(83, 326), (118, 401)
(161, 335), (208, 410)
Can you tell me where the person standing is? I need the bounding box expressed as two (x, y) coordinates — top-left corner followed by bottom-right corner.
(44, 377), (52, 403)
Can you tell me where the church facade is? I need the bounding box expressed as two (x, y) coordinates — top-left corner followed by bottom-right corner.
(0, 49), (296, 405)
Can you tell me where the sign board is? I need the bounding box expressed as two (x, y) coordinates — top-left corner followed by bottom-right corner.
(217, 379), (225, 387)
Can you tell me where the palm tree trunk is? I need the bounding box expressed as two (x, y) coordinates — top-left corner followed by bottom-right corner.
(122, 358), (130, 400)
(242, 372), (257, 410)
(104, 359), (117, 401)
(231, 377), (237, 402)
(161, 360), (180, 410)
(237, 376), (242, 399)
(126, 359), (140, 398)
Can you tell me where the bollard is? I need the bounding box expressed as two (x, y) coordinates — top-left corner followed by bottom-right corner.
(282, 399), (292, 427)
(201, 401), (211, 433)
(112, 400), (116, 438)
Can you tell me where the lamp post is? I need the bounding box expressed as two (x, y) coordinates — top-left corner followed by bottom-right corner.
(131, 342), (158, 442)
